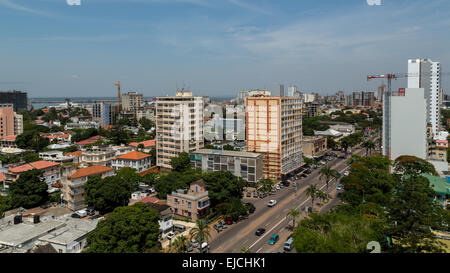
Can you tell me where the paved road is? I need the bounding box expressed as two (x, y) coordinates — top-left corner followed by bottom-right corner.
(210, 147), (365, 253)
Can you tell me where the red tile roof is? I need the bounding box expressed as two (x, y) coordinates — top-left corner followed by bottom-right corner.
(69, 165), (114, 179)
(129, 139), (156, 148)
(75, 135), (103, 146)
(115, 151), (150, 161)
(0, 173), (4, 182)
(139, 196), (160, 204)
(65, 151), (83, 157)
(9, 161), (60, 173)
(1, 135), (17, 141)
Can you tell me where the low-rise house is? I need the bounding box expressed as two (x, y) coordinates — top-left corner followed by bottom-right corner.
(4, 161), (60, 190)
(0, 214), (98, 253)
(110, 145), (134, 157)
(75, 136), (104, 148)
(64, 121), (99, 130)
(167, 180), (210, 221)
(111, 151), (152, 172)
(302, 136), (328, 159)
(129, 139), (156, 153)
(145, 202), (173, 239)
(64, 151), (83, 164)
(0, 135), (17, 148)
(80, 147), (115, 167)
(39, 151), (75, 163)
(64, 165), (115, 211)
(189, 149), (263, 184)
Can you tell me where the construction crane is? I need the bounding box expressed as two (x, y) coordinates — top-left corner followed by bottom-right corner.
(114, 81), (121, 112)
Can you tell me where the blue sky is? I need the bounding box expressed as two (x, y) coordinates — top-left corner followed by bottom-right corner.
(1, 0), (449, 98)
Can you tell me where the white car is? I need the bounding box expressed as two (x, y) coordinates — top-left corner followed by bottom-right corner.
(343, 171), (349, 176)
(268, 200), (277, 207)
(166, 231), (175, 240)
(275, 185), (281, 190)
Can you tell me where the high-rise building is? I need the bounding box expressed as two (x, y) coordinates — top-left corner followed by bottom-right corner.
(121, 91), (143, 112)
(383, 88), (427, 160)
(246, 95), (303, 181)
(377, 84), (386, 102)
(275, 84), (285, 96)
(362, 91), (375, 106)
(92, 102), (118, 127)
(156, 91), (204, 170)
(0, 104), (23, 137)
(0, 90), (29, 111)
(287, 86), (297, 97)
(408, 58), (441, 135)
(352, 92), (361, 106)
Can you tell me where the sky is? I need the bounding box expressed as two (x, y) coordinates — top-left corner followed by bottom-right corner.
(0, 0), (450, 98)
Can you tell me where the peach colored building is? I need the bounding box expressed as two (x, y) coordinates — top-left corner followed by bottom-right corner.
(246, 96), (303, 181)
(0, 105), (23, 137)
(111, 151), (152, 172)
(64, 165), (115, 211)
(167, 180), (210, 221)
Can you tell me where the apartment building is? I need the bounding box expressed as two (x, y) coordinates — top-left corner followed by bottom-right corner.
(156, 91), (204, 170)
(189, 149), (263, 184)
(302, 136), (328, 158)
(80, 147), (116, 167)
(0, 90), (29, 111)
(92, 102), (118, 127)
(0, 105), (23, 137)
(246, 96), (303, 181)
(167, 180), (210, 221)
(121, 91), (143, 112)
(64, 165), (115, 211)
(428, 139), (448, 162)
(111, 151), (152, 172)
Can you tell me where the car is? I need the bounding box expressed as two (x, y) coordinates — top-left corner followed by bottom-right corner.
(259, 192), (267, 199)
(166, 231), (175, 240)
(255, 228), (266, 236)
(275, 185), (281, 190)
(76, 209), (87, 218)
(86, 207), (95, 216)
(268, 234), (279, 245)
(246, 191), (251, 197)
(214, 223), (223, 232)
(270, 189), (276, 195)
(337, 184), (343, 191)
(187, 244), (193, 252)
(305, 169), (312, 174)
(293, 182), (297, 187)
(240, 192), (244, 198)
(247, 203), (256, 213)
(220, 221), (228, 229)
(224, 218), (233, 225)
(301, 173), (308, 178)
(284, 237), (294, 251)
(253, 191), (259, 198)
(71, 213), (81, 218)
(268, 200), (277, 207)
(343, 171), (349, 176)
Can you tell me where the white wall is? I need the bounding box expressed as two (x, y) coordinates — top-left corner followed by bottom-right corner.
(391, 88), (427, 161)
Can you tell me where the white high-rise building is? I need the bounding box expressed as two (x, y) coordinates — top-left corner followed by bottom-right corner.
(407, 58), (441, 135)
(385, 88), (427, 161)
(287, 86), (297, 97)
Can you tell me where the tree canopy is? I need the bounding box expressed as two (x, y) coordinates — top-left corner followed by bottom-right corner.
(85, 203), (161, 253)
(8, 169), (48, 209)
(170, 152), (191, 172)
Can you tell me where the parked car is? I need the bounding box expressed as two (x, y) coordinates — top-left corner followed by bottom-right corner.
(305, 169), (312, 174)
(247, 203), (256, 213)
(199, 242), (209, 253)
(268, 234), (279, 245)
(246, 191), (252, 197)
(76, 209), (87, 218)
(275, 185), (281, 190)
(337, 184), (343, 191)
(255, 228), (266, 236)
(166, 231), (175, 240)
(214, 223), (223, 232)
(284, 237), (294, 251)
(282, 181), (290, 187)
(71, 213), (81, 218)
(224, 218), (233, 225)
(187, 244), (193, 252)
(191, 239), (199, 248)
(86, 207), (95, 216)
(259, 192), (267, 199)
(344, 171), (349, 176)
(220, 221), (227, 229)
(268, 200), (277, 207)
(253, 191), (259, 198)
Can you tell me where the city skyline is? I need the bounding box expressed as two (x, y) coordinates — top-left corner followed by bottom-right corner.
(1, 0), (450, 97)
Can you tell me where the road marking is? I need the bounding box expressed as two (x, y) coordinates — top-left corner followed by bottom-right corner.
(250, 216), (287, 249)
(256, 247), (263, 253)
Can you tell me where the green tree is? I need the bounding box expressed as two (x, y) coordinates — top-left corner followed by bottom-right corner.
(216, 197), (248, 221)
(255, 178), (275, 194)
(170, 152), (191, 172)
(190, 218), (212, 245)
(287, 208), (300, 229)
(23, 152), (40, 163)
(201, 171), (247, 207)
(305, 185), (318, 212)
(292, 213), (385, 253)
(0, 195), (11, 218)
(385, 175), (447, 253)
(115, 167), (141, 189)
(16, 131), (50, 152)
(84, 175), (134, 214)
(108, 126), (130, 145)
(9, 169), (48, 209)
(169, 235), (190, 253)
(394, 155), (438, 176)
(85, 203), (161, 253)
(362, 140), (376, 156)
(319, 165), (338, 193)
(139, 117), (154, 131)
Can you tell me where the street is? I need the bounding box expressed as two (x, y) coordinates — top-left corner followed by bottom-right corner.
(210, 146), (366, 253)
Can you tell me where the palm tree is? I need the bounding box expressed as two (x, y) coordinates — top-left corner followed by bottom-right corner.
(362, 140), (376, 156)
(317, 190), (328, 205)
(305, 185), (318, 212)
(169, 235), (189, 253)
(286, 207), (300, 229)
(319, 165), (337, 193)
(189, 218), (212, 246)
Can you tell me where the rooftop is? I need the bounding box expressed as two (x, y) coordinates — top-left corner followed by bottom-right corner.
(115, 151), (151, 161)
(69, 165), (114, 179)
(8, 161), (60, 173)
(129, 139), (156, 148)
